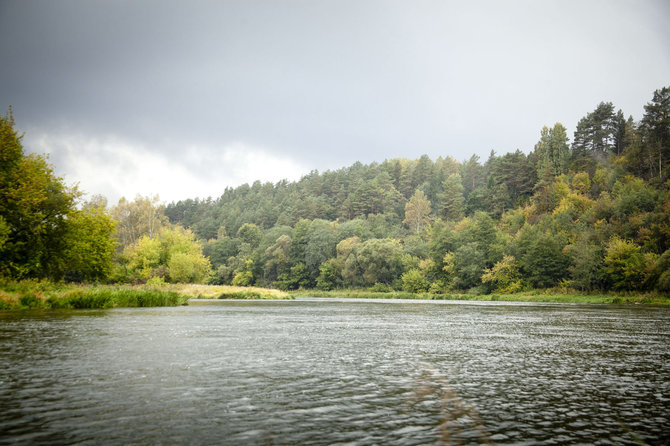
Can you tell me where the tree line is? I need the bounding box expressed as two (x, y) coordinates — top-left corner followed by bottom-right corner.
(1, 86), (669, 293)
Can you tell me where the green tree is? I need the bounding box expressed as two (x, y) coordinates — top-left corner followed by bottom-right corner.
(640, 86), (670, 180)
(203, 236), (240, 268)
(111, 194), (167, 250)
(521, 232), (569, 288)
(316, 259), (342, 290)
(451, 242), (487, 289)
(289, 219), (311, 265)
(566, 236), (603, 291)
(481, 255), (524, 293)
(534, 123), (570, 176)
(428, 220), (456, 277)
(304, 219), (338, 280)
(603, 237), (647, 291)
(401, 268), (429, 293)
(123, 236), (161, 280)
(460, 154), (485, 198)
(231, 259), (255, 286)
(438, 173), (464, 221)
(0, 216), (9, 253)
(64, 204), (117, 282)
(464, 211), (502, 266)
(412, 155), (434, 191)
(572, 102), (623, 170)
(263, 234), (292, 284)
(170, 252), (213, 284)
(237, 222), (263, 249)
(123, 226), (211, 283)
(342, 238), (403, 287)
(0, 109), (79, 280)
(276, 262), (311, 290)
(571, 172), (591, 195)
(653, 249), (670, 291)
(488, 150), (535, 214)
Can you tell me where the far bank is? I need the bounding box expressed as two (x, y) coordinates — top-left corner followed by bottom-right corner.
(292, 289), (670, 305)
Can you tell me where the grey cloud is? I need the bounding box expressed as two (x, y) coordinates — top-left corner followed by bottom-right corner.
(1, 0), (669, 200)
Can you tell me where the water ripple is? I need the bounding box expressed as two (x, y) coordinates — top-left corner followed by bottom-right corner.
(1, 301), (669, 445)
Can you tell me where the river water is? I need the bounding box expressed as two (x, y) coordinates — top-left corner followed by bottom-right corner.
(1, 298), (669, 445)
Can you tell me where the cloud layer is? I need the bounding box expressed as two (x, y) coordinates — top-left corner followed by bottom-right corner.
(1, 0), (669, 203)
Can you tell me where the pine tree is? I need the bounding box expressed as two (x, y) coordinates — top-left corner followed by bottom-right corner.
(572, 102), (622, 168)
(640, 86), (670, 180)
(534, 123), (570, 176)
(438, 173), (464, 221)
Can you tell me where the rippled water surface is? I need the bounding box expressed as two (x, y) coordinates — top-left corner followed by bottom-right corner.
(1, 299), (669, 445)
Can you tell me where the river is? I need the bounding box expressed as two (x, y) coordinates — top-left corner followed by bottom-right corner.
(1, 298), (669, 445)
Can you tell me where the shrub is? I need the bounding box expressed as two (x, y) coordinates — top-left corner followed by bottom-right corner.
(401, 269), (430, 293)
(603, 237), (647, 291)
(19, 293), (41, 308)
(217, 291), (262, 299)
(231, 270), (253, 286)
(481, 255), (525, 293)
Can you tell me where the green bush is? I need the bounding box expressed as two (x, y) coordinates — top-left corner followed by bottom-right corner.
(231, 270), (253, 286)
(401, 269), (430, 293)
(217, 291), (262, 299)
(370, 283), (392, 292)
(19, 293), (41, 308)
(45, 288), (186, 309)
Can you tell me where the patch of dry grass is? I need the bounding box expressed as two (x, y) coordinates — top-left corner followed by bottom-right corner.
(160, 283), (292, 300)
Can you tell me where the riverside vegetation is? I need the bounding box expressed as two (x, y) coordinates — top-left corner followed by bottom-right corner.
(0, 281), (291, 310)
(1, 87), (670, 308)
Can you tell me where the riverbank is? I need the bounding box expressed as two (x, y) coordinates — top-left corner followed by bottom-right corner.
(293, 289), (670, 305)
(0, 282), (292, 310)
(2, 281), (667, 308)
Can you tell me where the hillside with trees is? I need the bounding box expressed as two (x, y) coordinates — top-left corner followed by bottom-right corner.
(2, 86), (670, 296)
(162, 86), (670, 294)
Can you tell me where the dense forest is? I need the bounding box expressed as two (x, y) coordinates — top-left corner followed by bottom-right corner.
(2, 86), (670, 295)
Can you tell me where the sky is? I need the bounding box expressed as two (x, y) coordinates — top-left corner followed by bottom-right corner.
(1, 0), (669, 205)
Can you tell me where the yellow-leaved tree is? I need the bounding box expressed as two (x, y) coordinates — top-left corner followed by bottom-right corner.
(123, 226), (211, 283)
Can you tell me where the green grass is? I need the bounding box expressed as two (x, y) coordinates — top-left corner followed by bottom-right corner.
(216, 290), (263, 299)
(45, 289), (187, 309)
(0, 281), (293, 310)
(0, 280), (189, 310)
(294, 288), (670, 305)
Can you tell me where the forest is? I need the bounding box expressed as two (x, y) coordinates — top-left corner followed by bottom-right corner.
(1, 86), (670, 296)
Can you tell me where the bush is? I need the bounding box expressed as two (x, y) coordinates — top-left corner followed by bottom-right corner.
(401, 269), (429, 293)
(369, 283), (392, 292)
(231, 270), (253, 286)
(217, 291), (262, 299)
(603, 237), (647, 291)
(19, 293), (41, 308)
(481, 255), (525, 293)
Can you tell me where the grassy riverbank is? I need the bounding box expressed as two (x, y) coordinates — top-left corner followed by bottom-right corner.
(294, 289), (670, 305)
(0, 281), (292, 310)
(2, 281), (666, 309)
(0, 281), (188, 310)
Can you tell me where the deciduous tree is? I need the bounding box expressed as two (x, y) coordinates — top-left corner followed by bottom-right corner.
(403, 190), (431, 233)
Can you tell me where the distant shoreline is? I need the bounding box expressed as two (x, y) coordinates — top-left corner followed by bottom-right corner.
(291, 289), (670, 305)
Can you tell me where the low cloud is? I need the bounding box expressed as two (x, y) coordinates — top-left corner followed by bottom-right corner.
(24, 132), (310, 205)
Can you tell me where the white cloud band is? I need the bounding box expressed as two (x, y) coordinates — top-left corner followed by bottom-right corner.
(24, 132), (310, 205)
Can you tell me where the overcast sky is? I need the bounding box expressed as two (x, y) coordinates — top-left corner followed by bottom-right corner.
(1, 0), (669, 204)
